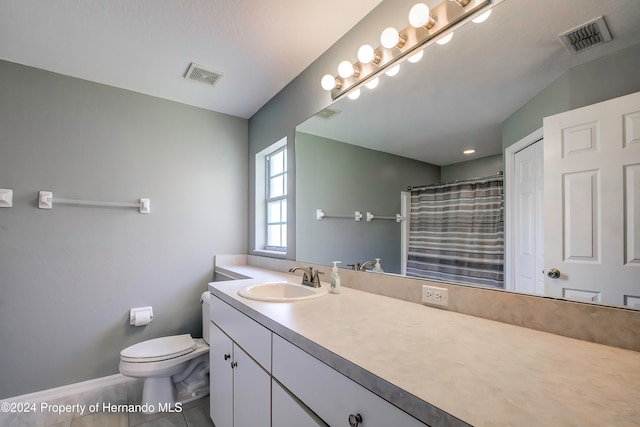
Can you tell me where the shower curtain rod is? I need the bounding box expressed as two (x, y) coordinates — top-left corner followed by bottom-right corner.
(407, 171), (503, 191)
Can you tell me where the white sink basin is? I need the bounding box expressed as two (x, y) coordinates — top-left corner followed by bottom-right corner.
(238, 282), (328, 302)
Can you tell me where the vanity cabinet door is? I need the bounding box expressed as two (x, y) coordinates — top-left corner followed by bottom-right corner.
(210, 323), (233, 427)
(273, 334), (426, 427)
(233, 345), (271, 427)
(272, 380), (328, 427)
(210, 297), (273, 427)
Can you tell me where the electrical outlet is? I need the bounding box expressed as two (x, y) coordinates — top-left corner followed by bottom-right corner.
(422, 285), (449, 308)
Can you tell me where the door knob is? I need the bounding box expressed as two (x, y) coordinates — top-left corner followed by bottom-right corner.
(547, 268), (561, 279)
(348, 413), (363, 427)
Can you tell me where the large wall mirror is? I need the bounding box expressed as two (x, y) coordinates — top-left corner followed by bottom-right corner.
(295, 0), (640, 309)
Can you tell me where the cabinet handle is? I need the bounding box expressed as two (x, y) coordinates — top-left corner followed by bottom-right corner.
(348, 413), (363, 427)
(224, 354), (231, 360)
(231, 361), (238, 368)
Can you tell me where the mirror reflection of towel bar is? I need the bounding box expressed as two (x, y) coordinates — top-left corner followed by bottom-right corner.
(316, 209), (402, 222)
(316, 209), (362, 221)
(366, 212), (403, 222)
(38, 191), (150, 214)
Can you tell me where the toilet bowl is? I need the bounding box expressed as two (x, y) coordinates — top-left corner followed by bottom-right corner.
(119, 291), (211, 413)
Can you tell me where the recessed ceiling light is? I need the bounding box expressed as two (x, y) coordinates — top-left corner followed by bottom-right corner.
(463, 149), (476, 154)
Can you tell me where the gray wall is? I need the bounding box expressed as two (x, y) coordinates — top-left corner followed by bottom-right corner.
(0, 60), (248, 398)
(296, 133), (439, 273)
(503, 43), (640, 149)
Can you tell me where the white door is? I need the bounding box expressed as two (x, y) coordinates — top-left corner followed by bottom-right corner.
(513, 139), (545, 295)
(543, 91), (640, 306)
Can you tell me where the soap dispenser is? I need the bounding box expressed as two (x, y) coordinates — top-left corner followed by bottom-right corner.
(330, 261), (342, 294)
(373, 258), (384, 273)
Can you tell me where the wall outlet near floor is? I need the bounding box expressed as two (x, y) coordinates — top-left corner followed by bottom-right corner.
(422, 285), (449, 307)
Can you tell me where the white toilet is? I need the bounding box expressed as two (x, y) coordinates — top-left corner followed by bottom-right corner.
(119, 291), (211, 413)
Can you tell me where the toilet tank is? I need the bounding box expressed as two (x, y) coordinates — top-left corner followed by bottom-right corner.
(201, 291), (211, 344)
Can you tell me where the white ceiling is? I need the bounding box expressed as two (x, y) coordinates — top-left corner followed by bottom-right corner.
(2, 0), (640, 166)
(0, 0), (381, 119)
(297, 0), (640, 166)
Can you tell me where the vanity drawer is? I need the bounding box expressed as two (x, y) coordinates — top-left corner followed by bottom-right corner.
(272, 379), (328, 427)
(272, 334), (425, 427)
(211, 296), (271, 372)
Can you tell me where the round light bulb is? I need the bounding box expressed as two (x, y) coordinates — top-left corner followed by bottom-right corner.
(338, 60), (355, 78)
(409, 3), (431, 28)
(408, 50), (423, 63)
(347, 88), (361, 100)
(320, 74), (337, 91)
(380, 27), (400, 49)
(357, 44), (376, 64)
(385, 64), (400, 77)
(436, 32), (454, 45)
(472, 9), (492, 23)
(365, 77), (379, 89)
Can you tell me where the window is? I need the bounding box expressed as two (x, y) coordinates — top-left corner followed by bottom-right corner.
(265, 146), (287, 250)
(255, 138), (287, 254)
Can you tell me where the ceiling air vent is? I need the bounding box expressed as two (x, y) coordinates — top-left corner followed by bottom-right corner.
(184, 63), (223, 87)
(316, 107), (341, 120)
(559, 16), (612, 54)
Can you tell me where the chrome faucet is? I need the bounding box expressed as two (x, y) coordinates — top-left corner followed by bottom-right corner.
(358, 260), (375, 271)
(288, 266), (323, 288)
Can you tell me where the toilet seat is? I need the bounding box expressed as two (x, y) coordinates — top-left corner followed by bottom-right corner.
(121, 334), (196, 363)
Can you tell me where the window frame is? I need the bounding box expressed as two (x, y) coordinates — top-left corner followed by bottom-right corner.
(265, 145), (287, 251)
(254, 137), (288, 256)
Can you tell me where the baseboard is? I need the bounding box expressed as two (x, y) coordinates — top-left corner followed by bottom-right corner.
(0, 374), (136, 403)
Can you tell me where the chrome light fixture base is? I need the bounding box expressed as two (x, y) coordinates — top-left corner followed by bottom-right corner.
(328, 0), (492, 100)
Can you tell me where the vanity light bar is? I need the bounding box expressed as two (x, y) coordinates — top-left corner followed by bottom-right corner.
(325, 0), (492, 100)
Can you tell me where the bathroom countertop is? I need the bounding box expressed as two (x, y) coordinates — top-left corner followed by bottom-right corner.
(208, 264), (640, 427)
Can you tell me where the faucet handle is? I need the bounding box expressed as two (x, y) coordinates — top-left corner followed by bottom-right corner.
(311, 268), (323, 286)
(290, 265), (323, 287)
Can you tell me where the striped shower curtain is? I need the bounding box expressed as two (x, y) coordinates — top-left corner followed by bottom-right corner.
(406, 176), (504, 287)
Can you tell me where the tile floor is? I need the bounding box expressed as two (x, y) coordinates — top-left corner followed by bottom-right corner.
(1, 380), (214, 427)
(54, 396), (213, 427)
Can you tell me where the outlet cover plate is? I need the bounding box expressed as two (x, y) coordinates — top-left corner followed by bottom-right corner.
(422, 285), (449, 308)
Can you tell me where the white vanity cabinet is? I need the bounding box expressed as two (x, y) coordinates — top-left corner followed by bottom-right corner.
(211, 296), (271, 370)
(272, 334), (426, 427)
(209, 292), (427, 427)
(210, 297), (271, 427)
(272, 379), (328, 427)
(209, 323), (234, 427)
